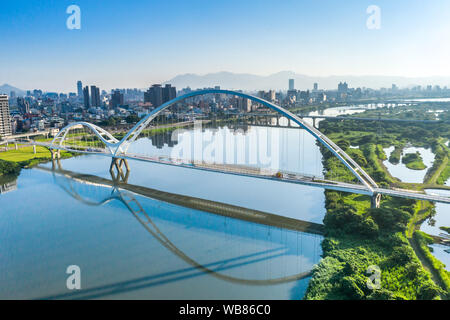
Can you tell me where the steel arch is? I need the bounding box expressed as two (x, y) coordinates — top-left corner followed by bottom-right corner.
(116, 89), (378, 191)
(51, 90), (378, 191)
(51, 121), (121, 154)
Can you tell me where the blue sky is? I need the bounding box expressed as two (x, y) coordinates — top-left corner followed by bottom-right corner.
(1, 0), (450, 92)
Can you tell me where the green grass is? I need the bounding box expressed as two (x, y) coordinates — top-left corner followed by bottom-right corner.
(436, 162), (450, 185)
(305, 124), (447, 299)
(402, 152), (427, 170)
(0, 146), (72, 163)
(0, 146), (53, 162)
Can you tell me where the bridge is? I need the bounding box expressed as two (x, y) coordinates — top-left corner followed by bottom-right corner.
(8, 89), (450, 208)
(228, 112), (445, 129)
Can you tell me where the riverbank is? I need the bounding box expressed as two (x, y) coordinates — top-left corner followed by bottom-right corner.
(305, 116), (450, 299)
(305, 144), (443, 299)
(0, 146), (75, 181)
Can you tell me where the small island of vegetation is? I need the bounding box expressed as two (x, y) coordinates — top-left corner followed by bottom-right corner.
(402, 152), (427, 170)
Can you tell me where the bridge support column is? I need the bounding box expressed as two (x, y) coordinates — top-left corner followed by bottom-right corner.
(110, 158), (130, 183)
(15, 143), (18, 150)
(51, 158), (62, 171)
(313, 118), (316, 129)
(33, 145), (36, 154)
(371, 193), (382, 209)
(50, 149), (60, 160)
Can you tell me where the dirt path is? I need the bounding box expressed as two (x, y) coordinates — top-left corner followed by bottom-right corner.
(406, 201), (448, 299)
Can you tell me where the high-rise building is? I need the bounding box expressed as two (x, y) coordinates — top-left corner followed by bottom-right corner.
(77, 81), (83, 97)
(237, 98), (252, 112)
(83, 86), (90, 108)
(289, 79), (295, 91)
(0, 95), (12, 137)
(313, 83), (318, 91)
(162, 84), (177, 103)
(338, 82), (348, 93)
(17, 97), (30, 114)
(90, 85), (101, 107)
(110, 90), (124, 108)
(144, 84), (176, 107)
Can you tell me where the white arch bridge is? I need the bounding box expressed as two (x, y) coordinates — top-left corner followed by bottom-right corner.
(21, 89), (450, 208)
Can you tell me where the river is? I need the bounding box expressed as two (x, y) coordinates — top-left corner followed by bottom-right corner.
(1, 103), (448, 299)
(0, 124), (326, 300)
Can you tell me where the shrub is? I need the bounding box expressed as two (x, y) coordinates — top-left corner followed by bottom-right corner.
(417, 281), (441, 300)
(324, 207), (378, 238)
(340, 276), (365, 299)
(368, 207), (411, 232)
(389, 246), (415, 265)
(0, 159), (21, 176)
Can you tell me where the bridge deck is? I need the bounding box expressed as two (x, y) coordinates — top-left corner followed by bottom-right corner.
(14, 141), (450, 205)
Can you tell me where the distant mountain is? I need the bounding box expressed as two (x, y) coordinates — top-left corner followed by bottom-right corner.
(0, 84), (25, 96)
(164, 71), (450, 91)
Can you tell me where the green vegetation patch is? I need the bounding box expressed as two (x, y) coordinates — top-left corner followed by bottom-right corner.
(0, 159), (21, 176)
(305, 114), (450, 299)
(402, 152), (427, 170)
(389, 145), (403, 165)
(414, 231), (450, 293)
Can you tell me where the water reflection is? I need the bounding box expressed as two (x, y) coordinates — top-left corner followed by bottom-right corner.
(0, 161), (323, 300)
(0, 175), (17, 194)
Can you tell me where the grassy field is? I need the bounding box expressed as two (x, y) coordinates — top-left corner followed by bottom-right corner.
(0, 146), (53, 162)
(0, 146), (72, 163)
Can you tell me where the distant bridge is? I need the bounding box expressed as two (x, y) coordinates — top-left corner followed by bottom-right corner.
(228, 112), (446, 129)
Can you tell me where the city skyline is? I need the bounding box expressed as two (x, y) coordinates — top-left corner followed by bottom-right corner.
(3, 70), (450, 96)
(2, 0), (450, 92)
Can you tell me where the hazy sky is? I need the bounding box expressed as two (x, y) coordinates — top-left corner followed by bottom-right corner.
(1, 0), (450, 92)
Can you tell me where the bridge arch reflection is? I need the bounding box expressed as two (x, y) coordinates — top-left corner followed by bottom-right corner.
(46, 162), (322, 292)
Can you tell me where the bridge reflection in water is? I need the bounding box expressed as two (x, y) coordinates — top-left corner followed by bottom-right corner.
(34, 160), (323, 300)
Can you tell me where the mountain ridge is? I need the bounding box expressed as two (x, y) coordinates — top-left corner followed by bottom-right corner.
(0, 84), (25, 96)
(163, 71), (450, 91)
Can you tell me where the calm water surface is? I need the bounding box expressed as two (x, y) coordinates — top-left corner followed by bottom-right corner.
(0, 125), (327, 299)
(383, 146), (435, 183)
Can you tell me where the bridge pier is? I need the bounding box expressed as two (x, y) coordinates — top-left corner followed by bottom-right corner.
(51, 158), (62, 171)
(33, 145), (36, 154)
(371, 193), (382, 209)
(50, 149), (60, 160)
(313, 118), (316, 129)
(110, 158), (130, 183)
